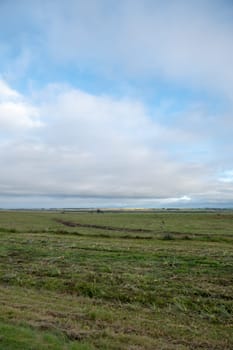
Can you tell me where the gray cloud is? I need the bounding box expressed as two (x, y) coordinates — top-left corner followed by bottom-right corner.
(0, 82), (232, 208)
(23, 0), (233, 99)
(1, 1), (233, 96)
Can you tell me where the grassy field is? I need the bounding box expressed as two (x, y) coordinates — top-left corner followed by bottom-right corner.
(0, 210), (232, 349)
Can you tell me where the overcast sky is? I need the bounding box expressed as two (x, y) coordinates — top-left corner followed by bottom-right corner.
(0, 0), (233, 208)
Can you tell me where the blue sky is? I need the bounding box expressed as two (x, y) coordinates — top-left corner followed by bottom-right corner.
(0, 0), (233, 208)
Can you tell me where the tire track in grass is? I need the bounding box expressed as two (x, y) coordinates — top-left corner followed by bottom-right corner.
(54, 218), (152, 233)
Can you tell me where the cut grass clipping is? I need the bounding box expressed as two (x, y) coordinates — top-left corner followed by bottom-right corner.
(0, 210), (232, 349)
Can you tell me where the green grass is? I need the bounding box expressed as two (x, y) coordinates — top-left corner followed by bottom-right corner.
(0, 321), (92, 350)
(0, 210), (232, 349)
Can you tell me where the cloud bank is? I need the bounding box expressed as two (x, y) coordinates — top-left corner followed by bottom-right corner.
(0, 80), (232, 207)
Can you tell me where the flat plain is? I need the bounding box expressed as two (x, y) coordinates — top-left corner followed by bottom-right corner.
(0, 210), (232, 349)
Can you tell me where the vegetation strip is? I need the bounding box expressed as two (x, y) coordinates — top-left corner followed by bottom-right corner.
(54, 218), (152, 233)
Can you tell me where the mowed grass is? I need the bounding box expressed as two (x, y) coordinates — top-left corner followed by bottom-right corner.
(0, 210), (232, 349)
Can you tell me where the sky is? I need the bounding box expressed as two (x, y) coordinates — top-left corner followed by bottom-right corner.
(0, 0), (233, 208)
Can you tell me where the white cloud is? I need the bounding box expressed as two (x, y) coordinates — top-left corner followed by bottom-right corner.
(0, 83), (222, 203)
(0, 79), (20, 100)
(0, 79), (43, 132)
(0, 81), (232, 207)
